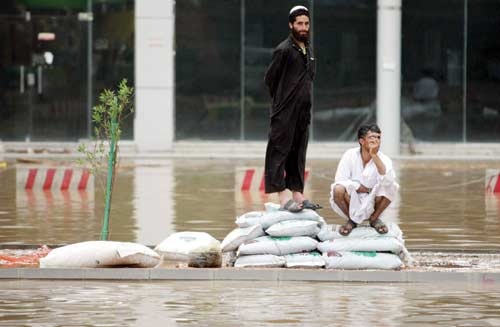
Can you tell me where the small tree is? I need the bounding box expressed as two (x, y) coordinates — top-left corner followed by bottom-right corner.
(78, 79), (134, 240)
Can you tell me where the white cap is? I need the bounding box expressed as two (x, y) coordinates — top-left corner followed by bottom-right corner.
(289, 5), (308, 15)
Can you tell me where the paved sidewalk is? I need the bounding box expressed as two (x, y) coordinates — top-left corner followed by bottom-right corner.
(1, 267), (499, 284)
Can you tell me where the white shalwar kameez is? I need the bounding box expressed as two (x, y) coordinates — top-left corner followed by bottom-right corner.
(329, 147), (399, 224)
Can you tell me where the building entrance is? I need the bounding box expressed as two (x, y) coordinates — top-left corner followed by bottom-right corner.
(0, 1), (91, 141)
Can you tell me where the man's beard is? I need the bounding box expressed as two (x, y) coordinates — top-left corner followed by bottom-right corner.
(291, 27), (309, 43)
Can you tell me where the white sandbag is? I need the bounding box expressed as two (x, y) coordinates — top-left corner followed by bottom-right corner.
(266, 220), (320, 237)
(323, 251), (403, 270)
(285, 252), (325, 268)
(39, 241), (160, 268)
(155, 232), (222, 268)
(234, 254), (286, 268)
(237, 236), (318, 256)
(235, 209), (321, 229)
(317, 223), (403, 242)
(317, 237), (404, 254)
(221, 224), (265, 252)
(264, 202), (281, 212)
(222, 251), (238, 267)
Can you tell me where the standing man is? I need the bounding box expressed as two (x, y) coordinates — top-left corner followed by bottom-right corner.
(329, 124), (399, 235)
(264, 5), (320, 212)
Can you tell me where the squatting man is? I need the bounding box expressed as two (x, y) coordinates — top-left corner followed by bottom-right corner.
(329, 124), (399, 235)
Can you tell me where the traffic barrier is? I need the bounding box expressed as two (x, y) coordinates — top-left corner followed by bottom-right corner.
(235, 167), (312, 211)
(485, 170), (500, 193)
(236, 167), (310, 192)
(16, 167), (94, 191)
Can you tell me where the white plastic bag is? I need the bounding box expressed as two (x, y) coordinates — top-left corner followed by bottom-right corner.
(317, 223), (403, 242)
(221, 224), (265, 252)
(317, 237), (404, 254)
(285, 252), (325, 268)
(155, 232), (222, 268)
(266, 220), (320, 237)
(237, 236), (318, 256)
(234, 254), (286, 268)
(39, 241), (160, 268)
(323, 251), (403, 270)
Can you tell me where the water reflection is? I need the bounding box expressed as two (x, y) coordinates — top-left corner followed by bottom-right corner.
(0, 280), (499, 326)
(0, 159), (499, 249)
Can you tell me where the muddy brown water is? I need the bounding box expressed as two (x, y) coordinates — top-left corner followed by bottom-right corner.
(1, 159), (500, 326)
(1, 159), (499, 249)
(0, 280), (500, 326)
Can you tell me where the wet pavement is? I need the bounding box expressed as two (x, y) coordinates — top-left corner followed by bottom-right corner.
(0, 158), (499, 249)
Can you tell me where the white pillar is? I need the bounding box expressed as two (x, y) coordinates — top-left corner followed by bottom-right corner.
(376, 0), (401, 156)
(134, 0), (175, 151)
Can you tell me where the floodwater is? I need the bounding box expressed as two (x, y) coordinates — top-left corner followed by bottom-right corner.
(0, 158), (499, 249)
(1, 158), (500, 326)
(1, 280), (500, 326)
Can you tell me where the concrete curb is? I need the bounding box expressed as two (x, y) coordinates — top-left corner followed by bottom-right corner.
(1, 268), (499, 284)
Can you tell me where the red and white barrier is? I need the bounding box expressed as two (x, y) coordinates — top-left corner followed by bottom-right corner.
(16, 167), (94, 191)
(235, 167), (312, 211)
(237, 167), (310, 192)
(485, 170), (500, 193)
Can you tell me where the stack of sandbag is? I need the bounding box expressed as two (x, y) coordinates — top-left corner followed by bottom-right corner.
(155, 231), (222, 268)
(222, 203), (325, 268)
(222, 203), (411, 270)
(39, 241), (160, 268)
(316, 223), (410, 270)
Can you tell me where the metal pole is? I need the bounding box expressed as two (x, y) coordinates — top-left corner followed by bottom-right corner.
(376, 0), (401, 156)
(462, 0), (468, 143)
(101, 117), (117, 240)
(87, 0), (93, 139)
(240, 0), (245, 140)
(309, 0), (314, 140)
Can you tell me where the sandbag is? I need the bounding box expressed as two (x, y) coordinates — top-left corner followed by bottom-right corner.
(234, 254), (286, 268)
(235, 209), (321, 229)
(237, 236), (318, 256)
(323, 251), (403, 270)
(221, 224), (265, 252)
(317, 237), (404, 254)
(222, 251), (237, 267)
(285, 252), (325, 268)
(39, 241), (160, 268)
(155, 232), (221, 268)
(266, 220), (320, 237)
(317, 223), (403, 242)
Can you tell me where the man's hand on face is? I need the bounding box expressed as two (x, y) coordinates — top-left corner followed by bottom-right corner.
(368, 138), (380, 157)
(364, 132), (381, 157)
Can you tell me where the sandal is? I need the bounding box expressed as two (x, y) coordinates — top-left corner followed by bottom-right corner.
(302, 199), (323, 211)
(280, 199), (303, 213)
(339, 219), (357, 236)
(370, 218), (388, 234)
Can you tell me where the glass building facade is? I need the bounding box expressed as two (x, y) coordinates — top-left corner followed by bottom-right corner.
(1, 0), (499, 144)
(0, 0), (134, 141)
(175, 0), (500, 142)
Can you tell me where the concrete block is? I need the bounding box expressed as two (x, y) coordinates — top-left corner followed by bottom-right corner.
(213, 268), (279, 281)
(0, 268), (20, 279)
(150, 268), (213, 280)
(407, 271), (469, 283)
(84, 268), (150, 280)
(279, 269), (344, 281)
(341, 270), (407, 282)
(477, 273), (500, 286)
(20, 268), (84, 279)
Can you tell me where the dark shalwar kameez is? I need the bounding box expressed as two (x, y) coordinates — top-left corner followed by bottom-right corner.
(264, 35), (315, 194)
